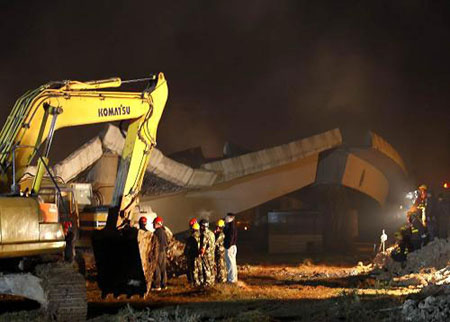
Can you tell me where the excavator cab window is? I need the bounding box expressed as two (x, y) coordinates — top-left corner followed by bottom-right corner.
(38, 188), (56, 203)
(37, 190), (59, 223)
(37, 187), (68, 221)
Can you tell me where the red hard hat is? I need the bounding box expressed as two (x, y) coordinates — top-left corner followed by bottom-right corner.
(153, 216), (163, 225)
(189, 218), (197, 227)
(139, 216), (147, 224)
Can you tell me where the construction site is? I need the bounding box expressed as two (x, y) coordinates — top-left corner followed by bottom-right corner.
(1, 1), (450, 322)
(0, 110), (449, 322)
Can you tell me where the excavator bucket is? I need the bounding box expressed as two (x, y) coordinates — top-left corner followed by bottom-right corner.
(92, 208), (158, 297)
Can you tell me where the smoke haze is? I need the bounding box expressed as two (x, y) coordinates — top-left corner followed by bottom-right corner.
(0, 0), (449, 186)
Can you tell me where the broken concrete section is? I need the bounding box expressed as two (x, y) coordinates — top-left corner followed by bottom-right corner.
(0, 273), (47, 308)
(101, 125), (217, 188)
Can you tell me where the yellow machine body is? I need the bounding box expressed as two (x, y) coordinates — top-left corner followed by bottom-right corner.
(0, 197), (65, 258)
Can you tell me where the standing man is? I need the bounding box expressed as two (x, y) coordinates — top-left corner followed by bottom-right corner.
(414, 184), (431, 227)
(184, 220), (201, 286)
(214, 219), (227, 283)
(224, 213), (238, 284)
(152, 216), (168, 291)
(199, 219), (215, 286)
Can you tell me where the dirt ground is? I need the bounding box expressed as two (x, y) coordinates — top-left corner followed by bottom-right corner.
(0, 252), (421, 321)
(84, 253), (417, 321)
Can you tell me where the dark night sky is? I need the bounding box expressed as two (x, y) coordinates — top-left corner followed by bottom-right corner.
(0, 1), (449, 187)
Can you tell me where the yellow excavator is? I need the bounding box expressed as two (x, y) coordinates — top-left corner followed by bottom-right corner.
(0, 73), (168, 320)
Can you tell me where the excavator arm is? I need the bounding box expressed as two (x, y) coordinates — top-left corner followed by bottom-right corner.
(0, 72), (169, 298)
(0, 73), (168, 220)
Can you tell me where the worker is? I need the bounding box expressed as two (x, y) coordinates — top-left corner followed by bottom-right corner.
(214, 219), (227, 283)
(63, 221), (75, 262)
(224, 213), (238, 284)
(184, 219), (198, 285)
(152, 216), (168, 291)
(189, 218), (197, 227)
(413, 184), (430, 226)
(408, 209), (426, 250)
(183, 217), (198, 244)
(138, 216), (148, 231)
(199, 219), (215, 286)
(184, 222), (202, 286)
(393, 225), (412, 264)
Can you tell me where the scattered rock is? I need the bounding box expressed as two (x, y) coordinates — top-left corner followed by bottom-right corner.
(402, 295), (450, 322)
(374, 239), (450, 277)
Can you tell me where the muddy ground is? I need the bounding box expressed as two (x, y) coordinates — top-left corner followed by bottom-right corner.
(0, 252), (418, 321)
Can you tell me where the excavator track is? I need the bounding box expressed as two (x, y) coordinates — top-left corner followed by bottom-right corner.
(36, 263), (87, 321)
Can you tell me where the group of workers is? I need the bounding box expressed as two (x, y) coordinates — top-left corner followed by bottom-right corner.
(184, 213), (238, 287)
(137, 212), (238, 291)
(392, 184), (450, 262)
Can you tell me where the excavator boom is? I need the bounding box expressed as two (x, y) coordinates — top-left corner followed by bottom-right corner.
(0, 73), (168, 218)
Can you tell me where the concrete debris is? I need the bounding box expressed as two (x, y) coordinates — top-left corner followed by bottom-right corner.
(402, 295), (450, 322)
(371, 240), (450, 321)
(164, 227), (188, 278)
(433, 266), (450, 285)
(0, 273), (47, 308)
(374, 239), (450, 277)
(141, 172), (185, 196)
(393, 274), (429, 287)
(350, 262), (373, 276)
(167, 237), (187, 278)
(395, 264), (450, 321)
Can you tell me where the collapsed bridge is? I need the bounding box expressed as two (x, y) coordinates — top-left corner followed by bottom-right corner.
(34, 125), (407, 252)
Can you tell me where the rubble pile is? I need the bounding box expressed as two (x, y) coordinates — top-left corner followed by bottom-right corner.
(399, 270), (450, 321)
(388, 249), (450, 322)
(167, 237), (187, 278)
(402, 292), (450, 322)
(370, 239), (450, 320)
(373, 239), (450, 277)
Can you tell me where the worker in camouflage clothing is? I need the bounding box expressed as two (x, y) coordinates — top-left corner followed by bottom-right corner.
(184, 221), (203, 286)
(199, 219), (215, 286)
(214, 219), (227, 283)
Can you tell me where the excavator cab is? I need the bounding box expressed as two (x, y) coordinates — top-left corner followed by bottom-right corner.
(37, 186), (78, 225)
